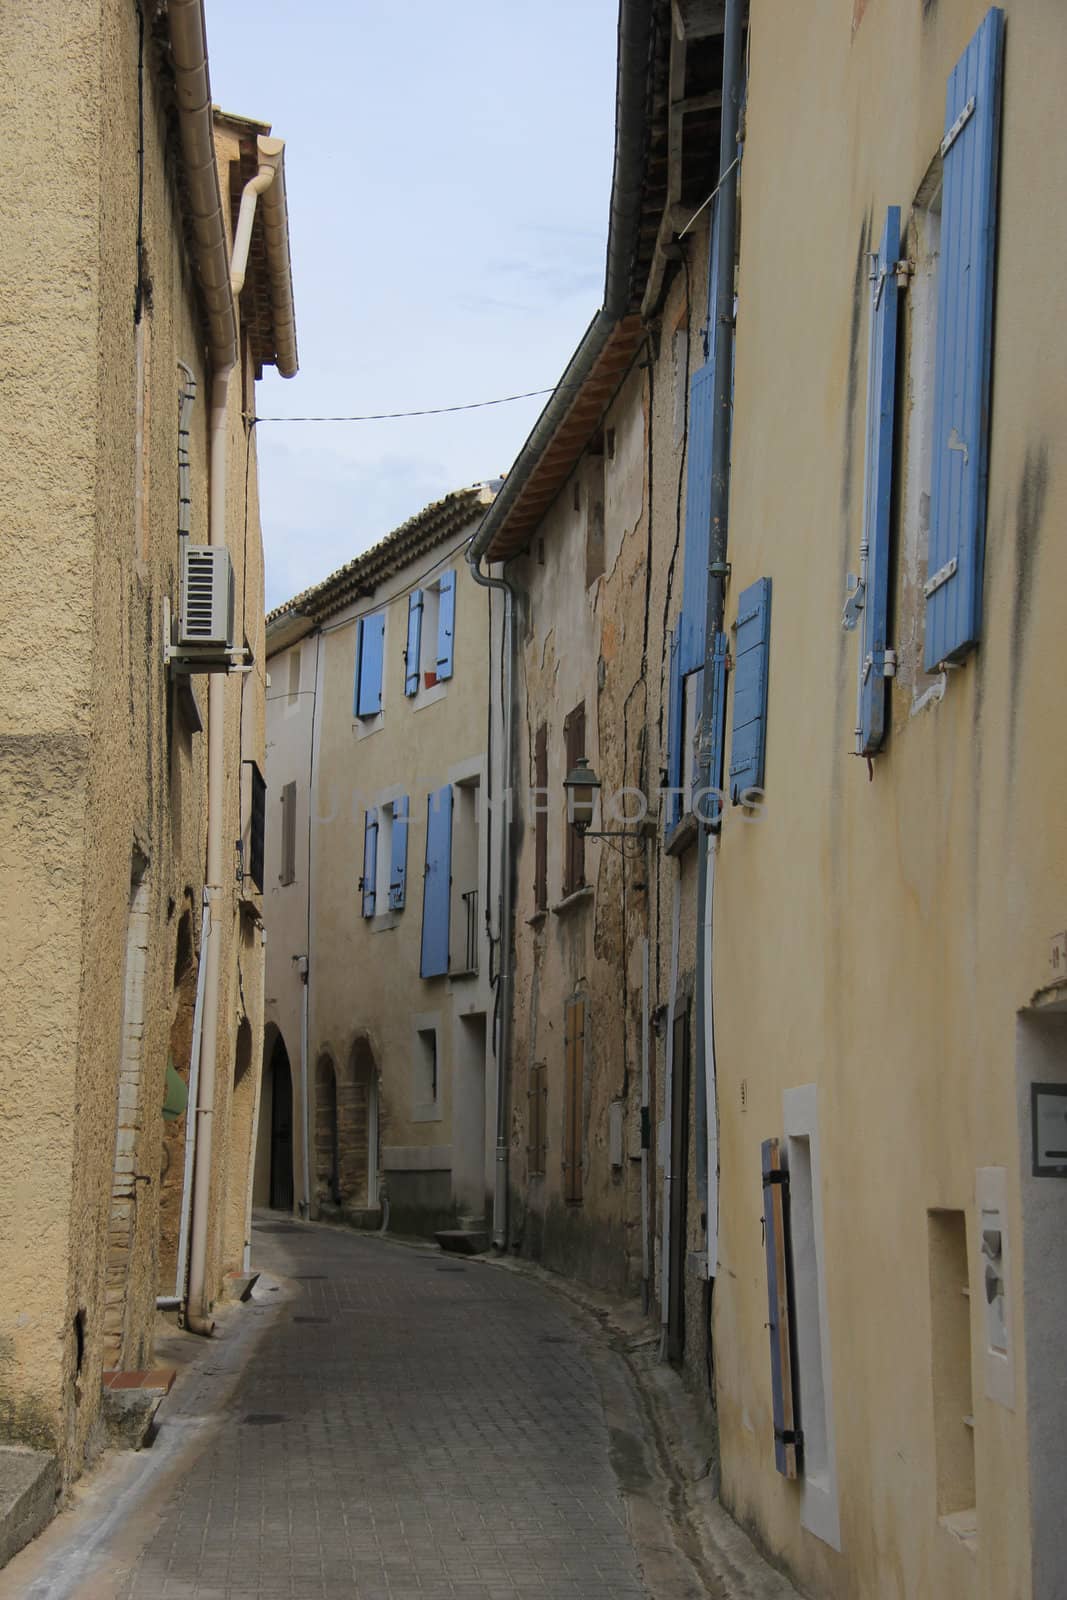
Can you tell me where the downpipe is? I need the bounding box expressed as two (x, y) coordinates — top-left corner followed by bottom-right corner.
(466, 547), (516, 1251)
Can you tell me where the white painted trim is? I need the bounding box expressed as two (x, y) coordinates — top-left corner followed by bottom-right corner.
(976, 1165), (1014, 1410)
(783, 1083), (841, 1552)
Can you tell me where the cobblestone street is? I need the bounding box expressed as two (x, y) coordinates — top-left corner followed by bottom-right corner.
(7, 1221), (718, 1600)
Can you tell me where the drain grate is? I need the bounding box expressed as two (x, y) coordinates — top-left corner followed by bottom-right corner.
(292, 1315), (331, 1325)
(436, 1265), (466, 1273)
(243, 1413), (284, 1426)
(293, 1274), (328, 1280)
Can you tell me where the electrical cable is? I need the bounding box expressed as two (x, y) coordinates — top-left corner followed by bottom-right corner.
(248, 384), (582, 425)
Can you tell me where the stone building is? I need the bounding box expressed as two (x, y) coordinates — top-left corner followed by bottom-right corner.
(476, 0), (1067, 1595)
(263, 487), (499, 1241)
(0, 0), (297, 1538)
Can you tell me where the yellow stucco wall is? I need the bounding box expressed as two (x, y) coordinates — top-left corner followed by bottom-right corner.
(0, 4), (268, 1483)
(709, 2), (1067, 1595)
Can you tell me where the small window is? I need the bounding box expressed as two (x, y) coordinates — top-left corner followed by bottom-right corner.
(450, 778), (480, 975)
(928, 1209), (976, 1536)
(562, 704), (586, 896)
(417, 569), (457, 688)
(287, 649), (301, 708)
(414, 1026), (440, 1117)
(279, 780), (296, 886)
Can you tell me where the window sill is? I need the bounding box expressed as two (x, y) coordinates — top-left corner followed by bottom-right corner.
(449, 966), (479, 981)
(369, 910), (401, 933)
(664, 812), (698, 857)
(552, 886), (594, 917)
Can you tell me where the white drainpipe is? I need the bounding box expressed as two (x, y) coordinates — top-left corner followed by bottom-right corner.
(185, 149), (280, 1336)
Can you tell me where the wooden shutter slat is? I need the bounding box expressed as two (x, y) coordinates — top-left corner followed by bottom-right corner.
(436, 569), (457, 680)
(419, 785), (453, 976)
(404, 591), (423, 696)
(728, 577), (772, 804)
(534, 723), (548, 911)
(361, 807), (378, 918)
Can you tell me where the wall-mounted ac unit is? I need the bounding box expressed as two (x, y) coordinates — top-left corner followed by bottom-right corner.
(179, 544), (235, 650)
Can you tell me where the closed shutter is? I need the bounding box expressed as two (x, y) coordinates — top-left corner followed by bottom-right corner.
(665, 624), (684, 833)
(280, 780), (296, 886)
(857, 206), (902, 755)
(563, 997), (585, 1203)
(728, 577), (772, 805)
(360, 807), (378, 918)
(420, 784), (453, 977)
(436, 569), (457, 680)
(761, 1137), (799, 1479)
(389, 794), (409, 909)
(534, 723), (548, 911)
(249, 762), (266, 891)
(404, 591), (423, 696)
(563, 704), (585, 895)
(702, 630), (729, 821)
(354, 612), (385, 716)
(924, 7), (1005, 670)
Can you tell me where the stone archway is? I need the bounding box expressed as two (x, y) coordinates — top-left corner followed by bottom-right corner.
(315, 1054), (341, 1211)
(253, 1029), (294, 1212)
(336, 1035), (380, 1220)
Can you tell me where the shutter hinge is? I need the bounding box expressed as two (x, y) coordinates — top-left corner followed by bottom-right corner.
(924, 556), (958, 598)
(895, 258), (915, 289)
(762, 1169), (789, 1189)
(842, 574), (865, 631)
(775, 1427), (804, 1448)
(940, 96), (976, 159)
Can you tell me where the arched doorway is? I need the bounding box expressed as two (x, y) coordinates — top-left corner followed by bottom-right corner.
(254, 1031), (294, 1212)
(315, 1055), (340, 1209)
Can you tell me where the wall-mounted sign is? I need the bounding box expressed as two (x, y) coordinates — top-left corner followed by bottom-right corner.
(1050, 931), (1067, 983)
(1032, 1083), (1067, 1178)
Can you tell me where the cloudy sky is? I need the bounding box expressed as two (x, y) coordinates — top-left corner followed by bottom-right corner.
(206, 1), (619, 609)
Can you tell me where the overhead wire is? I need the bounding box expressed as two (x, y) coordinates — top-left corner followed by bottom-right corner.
(249, 382), (583, 425)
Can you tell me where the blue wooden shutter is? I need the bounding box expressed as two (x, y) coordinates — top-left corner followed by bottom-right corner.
(389, 795), (409, 909)
(420, 784), (453, 977)
(360, 807), (378, 918)
(857, 206), (902, 756)
(404, 592), (423, 696)
(436, 570), (456, 680)
(355, 612), (385, 716)
(761, 1138), (799, 1479)
(728, 577), (772, 804)
(664, 625), (684, 834)
(679, 364), (716, 675)
(701, 631), (729, 823)
(924, 7), (1005, 671)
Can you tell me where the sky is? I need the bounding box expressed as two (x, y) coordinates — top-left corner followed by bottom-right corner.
(204, 1), (619, 610)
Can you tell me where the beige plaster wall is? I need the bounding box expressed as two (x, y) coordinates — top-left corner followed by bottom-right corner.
(708, 2), (1067, 1595)
(0, 5), (268, 1483)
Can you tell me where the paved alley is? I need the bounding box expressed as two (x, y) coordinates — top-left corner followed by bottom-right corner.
(11, 1220), (706, 1600)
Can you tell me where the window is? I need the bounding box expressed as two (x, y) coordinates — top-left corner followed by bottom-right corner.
(279, 780), (296, 886)
(562, 704), (586, 896)
(287, 648), (301, 707)
(563, 996), (586, 1203)
(728, 577), (772, 806)
(533, 723), (548, 912)
(528, 1061), (547, 1176)
(244, 760), (266, 893)
(420, 784), (453, 977)
(450, 778), (480, 975)
(928, 1209), (976, 1540)
(353, 612), (385, 718)
(411, 569), (457, 692)
(413, 1025), (441, 1119)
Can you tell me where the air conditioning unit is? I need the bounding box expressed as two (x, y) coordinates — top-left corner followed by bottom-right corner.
(178, 543), (235, 650)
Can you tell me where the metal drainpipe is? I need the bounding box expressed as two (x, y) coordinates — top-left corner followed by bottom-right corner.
(466, 547), (516, 1251)
(694, 0), (745, 1289)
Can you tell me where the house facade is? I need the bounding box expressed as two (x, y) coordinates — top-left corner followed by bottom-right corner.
(476, 1), (1067, 1596)
(263, 487), (499, 1240)
(0, 0), (296, 1515)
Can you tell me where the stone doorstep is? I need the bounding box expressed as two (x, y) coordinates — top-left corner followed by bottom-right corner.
(435, 1228), (490, 1256)
(101, 1367), (177, 1394)
(0, 1447), (59, 1571)
(223, 1272), (260, 1302)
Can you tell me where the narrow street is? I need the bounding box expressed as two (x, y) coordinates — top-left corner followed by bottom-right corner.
(3, 1222), (718, 1600)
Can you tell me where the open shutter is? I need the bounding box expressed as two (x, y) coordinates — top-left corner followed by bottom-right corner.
(701, 630), (729, 822)
(665, 625), (684, 833)
(361, 807), (379, 918)
(389, 795), (409, 909)
(679, 365), (716, 675)
(404, 592), (423, 696)
(857, 205), (902, 755)
(354, 613), (385, 716)
(762, 1138), (799, 1479)
(436, 570), (456, 680)
(728, 578), (772, 804)
(924, 7), (1004, 670)
(420, 784), (453, 977)
(563, 997), (585, 1203)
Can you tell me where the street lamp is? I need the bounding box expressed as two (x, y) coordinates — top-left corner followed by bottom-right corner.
(562, 758), (649, 843)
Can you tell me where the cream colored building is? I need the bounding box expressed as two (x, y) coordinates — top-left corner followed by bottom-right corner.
(263, 487), (500, 1240)
(475, 1), (1067, 1595)
(0, 0), (297, 1532)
